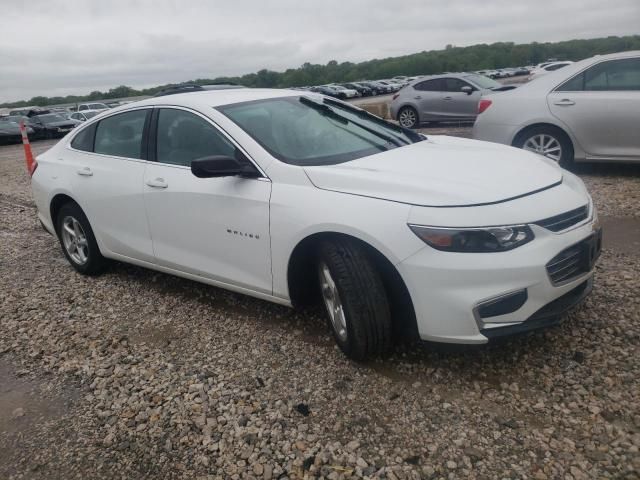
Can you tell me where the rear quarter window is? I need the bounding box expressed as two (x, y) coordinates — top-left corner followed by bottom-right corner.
(70, 123), (97, 152)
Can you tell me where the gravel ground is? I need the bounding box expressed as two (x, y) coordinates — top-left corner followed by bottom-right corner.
(1, 138), (639, 479)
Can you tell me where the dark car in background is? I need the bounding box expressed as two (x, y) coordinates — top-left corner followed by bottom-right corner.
(0, 117), (34, 144)
(342, 82), (374, 96)
(29, 113), (79, 138)
(3, 115), (47, 140)
(359, 81), (392, 94)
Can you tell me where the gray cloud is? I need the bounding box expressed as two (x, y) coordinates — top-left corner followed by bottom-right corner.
(0, 0), (638, 102)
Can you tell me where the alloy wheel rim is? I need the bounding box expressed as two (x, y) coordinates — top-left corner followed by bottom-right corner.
(399, 109), (416, 127)
(319, 262), (348, 342)
(61, 216), (89, 265)
(523, 134), (562, 162)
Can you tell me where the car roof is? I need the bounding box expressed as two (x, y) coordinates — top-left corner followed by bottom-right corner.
(110, 88), (303, 112)
(498, 50), (640, 93)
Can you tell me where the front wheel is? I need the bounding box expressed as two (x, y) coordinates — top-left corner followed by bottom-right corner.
(317, 239), (391, 360)
(514, 126), (574, 168)
(397, 106), (419, 129)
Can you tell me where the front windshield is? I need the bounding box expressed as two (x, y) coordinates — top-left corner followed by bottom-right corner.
(218, 96), (423, 166)
(464, 74), (501, 89)
(84, 111), (99, 119)
(37, 114), (66, 122)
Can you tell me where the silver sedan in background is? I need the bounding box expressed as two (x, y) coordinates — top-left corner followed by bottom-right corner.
(473, 51), (640, 167)
(390, 73), (515, 128)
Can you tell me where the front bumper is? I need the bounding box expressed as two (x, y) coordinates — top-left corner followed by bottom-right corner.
(397, 214), (600, 344)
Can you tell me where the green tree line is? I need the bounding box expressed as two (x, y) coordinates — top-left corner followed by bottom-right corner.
(3, 35), (639, 108)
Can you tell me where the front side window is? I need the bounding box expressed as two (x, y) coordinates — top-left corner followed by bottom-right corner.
(443, 78), (473, 92)
(156, 109), (235, 167)
(94, 109), (148, 159)
(558, 58), (640, 92)
(218, 96), (422, 166)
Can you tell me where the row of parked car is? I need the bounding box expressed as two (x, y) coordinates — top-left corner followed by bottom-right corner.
(0, 102), (117, 144)
(390, 51), (639, 166)
(294, 76), (420, 99)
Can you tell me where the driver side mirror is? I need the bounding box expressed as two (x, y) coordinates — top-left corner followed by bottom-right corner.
(461, 86), (473, 95)
(191, 155), (261, 179)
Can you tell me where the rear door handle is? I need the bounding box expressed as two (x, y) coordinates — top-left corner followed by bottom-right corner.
(554, 99), (575, 106)
(145, 178), (168, 189)
(76, 167), (93, 176)
(443, 96), (453, 100)
(414, 96), (422, 100)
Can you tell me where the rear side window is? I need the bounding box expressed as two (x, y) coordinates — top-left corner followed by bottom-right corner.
(558, 58), (640, 91)
(156, 109), (235, 167)
(70, 123), (97, 152)
(94, 110), (148, 159)
(414, 79), (444, 91)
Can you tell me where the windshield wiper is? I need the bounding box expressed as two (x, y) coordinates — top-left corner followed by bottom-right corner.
(300, 96), (405, 148)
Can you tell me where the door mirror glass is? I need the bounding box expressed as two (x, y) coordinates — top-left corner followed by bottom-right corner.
(461, 86), (473, 95)
(191, 155), (245, 178)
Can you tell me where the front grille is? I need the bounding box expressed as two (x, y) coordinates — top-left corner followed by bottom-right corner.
(535, 205), (588, 232)
(546, 231), (602, 285)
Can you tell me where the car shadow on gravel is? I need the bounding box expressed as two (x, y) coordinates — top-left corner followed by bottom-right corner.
(103, 256), (584, 375)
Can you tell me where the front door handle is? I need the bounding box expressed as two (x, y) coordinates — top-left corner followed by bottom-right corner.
(145, 178), (168, 189)
(76, 167), (93, 176)
(554, 99), (575, 106)
(443, 96), (453, 100)
(414, 95), (422, 100)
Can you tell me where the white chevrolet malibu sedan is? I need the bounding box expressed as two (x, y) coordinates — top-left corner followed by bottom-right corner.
(30, 89), (602, 359)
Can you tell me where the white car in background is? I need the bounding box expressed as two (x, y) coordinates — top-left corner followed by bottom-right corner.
(70, 110), (104, 122)
(528, 61), (574, 80)
(77, 102), (110, 112)
(30, 89), (600, 359)
(473, 51), (640, 166)
(327, 85), (358, 98)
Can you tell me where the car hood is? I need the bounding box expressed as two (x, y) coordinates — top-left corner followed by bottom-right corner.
(303, 136), (563, 207)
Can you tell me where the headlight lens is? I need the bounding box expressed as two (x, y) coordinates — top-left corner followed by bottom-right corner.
(409, 224), (534, 252)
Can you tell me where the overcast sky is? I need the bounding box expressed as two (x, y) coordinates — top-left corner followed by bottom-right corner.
(1, 0), (638, 102)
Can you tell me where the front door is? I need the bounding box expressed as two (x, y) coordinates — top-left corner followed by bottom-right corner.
(143, 107), (273, 294)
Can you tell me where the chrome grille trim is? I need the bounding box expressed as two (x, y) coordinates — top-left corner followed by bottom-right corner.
(535, 205), (589, 232)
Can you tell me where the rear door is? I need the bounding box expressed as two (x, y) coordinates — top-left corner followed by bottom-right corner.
(548, 57), (640, 159)
(143, 107), (273, 294)
(67, 108), (154, 262)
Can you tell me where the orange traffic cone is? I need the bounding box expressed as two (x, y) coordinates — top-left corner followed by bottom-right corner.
(19, 120), (38, 176)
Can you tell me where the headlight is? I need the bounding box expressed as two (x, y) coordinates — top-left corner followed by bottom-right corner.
(408, 224), (534, 252)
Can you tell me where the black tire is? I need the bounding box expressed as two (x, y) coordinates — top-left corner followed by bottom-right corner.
(397, 106), (419, 129)
(513, 125), (574, 168)
(317, 238), (391, 360)
(55, 202), (108, 275)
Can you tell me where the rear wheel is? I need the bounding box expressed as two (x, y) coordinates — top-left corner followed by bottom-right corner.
(514, 126), (574, 168)
(317, 239), (391, 360)
(398, 106), (419, 129)
(56, 203), (108, 275)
